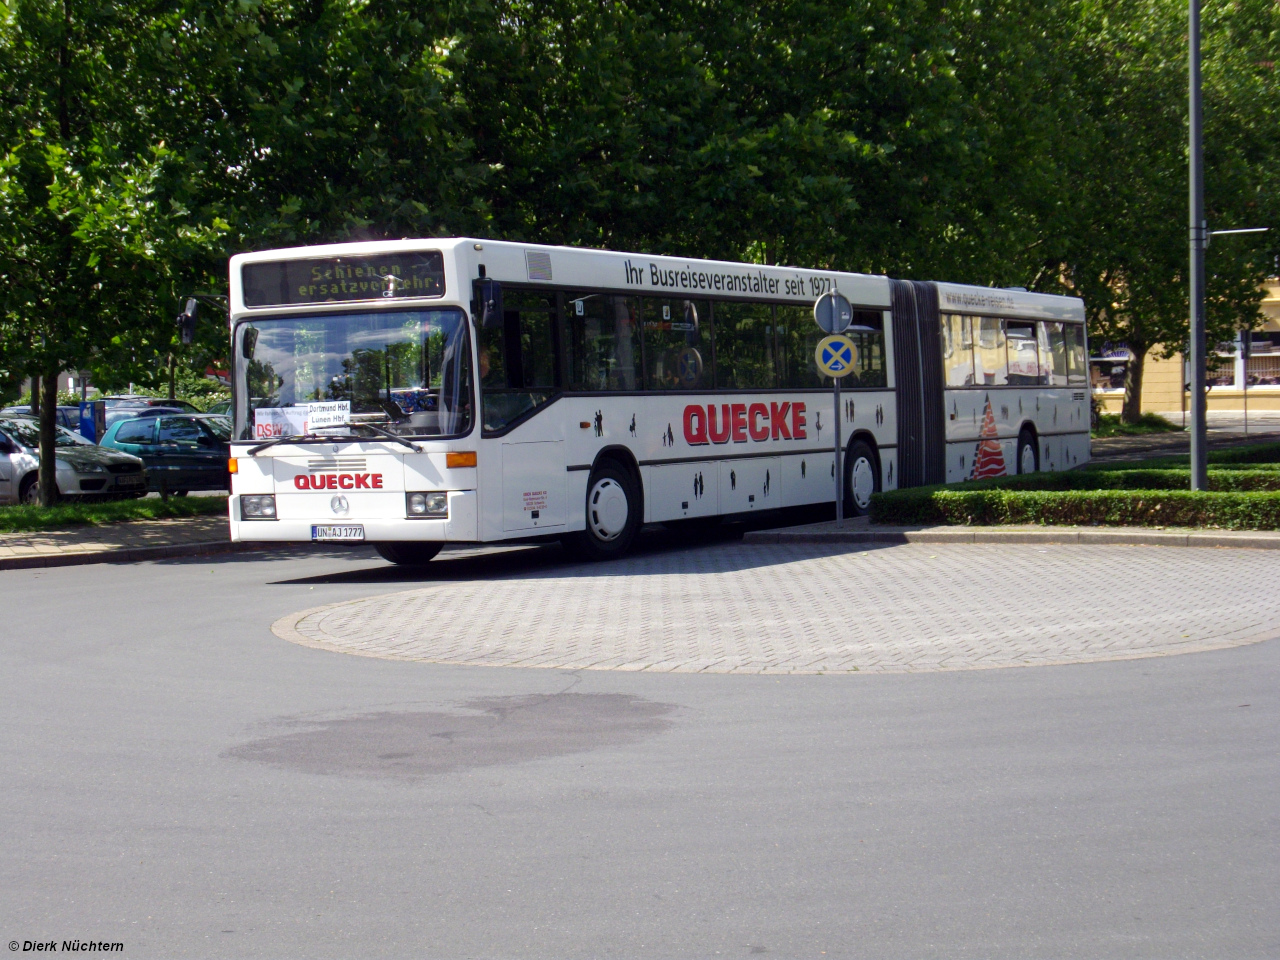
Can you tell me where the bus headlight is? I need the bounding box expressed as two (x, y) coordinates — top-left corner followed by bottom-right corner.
(407, 492), (448, 518)
(241, 494), (277, 519)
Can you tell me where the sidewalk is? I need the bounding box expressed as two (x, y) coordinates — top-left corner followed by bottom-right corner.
(0, 515), (257, 570)
(743, 518), (1280, 550)
(5, 495), (1280, 573)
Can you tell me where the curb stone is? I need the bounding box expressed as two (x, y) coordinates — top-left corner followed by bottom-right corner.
(0, 539), (272, 571)
(742, 522), (1280, 550)
(5, 521), (1278, 572)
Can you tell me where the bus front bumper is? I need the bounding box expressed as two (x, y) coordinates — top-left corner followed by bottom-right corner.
(228, 489), (478, 543)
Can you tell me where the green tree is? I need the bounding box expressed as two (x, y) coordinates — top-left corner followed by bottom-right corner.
(1019, 0), (1279, 421)
(0, 0), (227, 503)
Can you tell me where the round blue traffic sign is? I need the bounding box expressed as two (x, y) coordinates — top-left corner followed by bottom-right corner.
(815, 334), (858, 379)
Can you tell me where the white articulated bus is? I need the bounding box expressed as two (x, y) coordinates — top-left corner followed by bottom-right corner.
(226, 239), (1090, 563)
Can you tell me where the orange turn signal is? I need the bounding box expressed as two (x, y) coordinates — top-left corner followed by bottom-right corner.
(446, 451), (477, 468)
(228, 458), (239, 474)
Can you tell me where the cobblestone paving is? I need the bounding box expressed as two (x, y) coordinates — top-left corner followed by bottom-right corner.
(273, 543), (1280, 674)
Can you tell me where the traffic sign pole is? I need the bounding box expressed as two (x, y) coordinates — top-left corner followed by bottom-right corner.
(813, 289), (856, 528)
(834, 372), (843, 527)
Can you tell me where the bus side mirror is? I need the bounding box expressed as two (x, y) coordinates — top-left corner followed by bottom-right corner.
(177, 298), (199, 344)
(241, 327), (259, 360)
(474, 279), (503, 329)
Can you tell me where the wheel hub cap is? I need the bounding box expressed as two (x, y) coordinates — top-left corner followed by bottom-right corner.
(851, 457), (875, 508)
(588, 478), (629, 541)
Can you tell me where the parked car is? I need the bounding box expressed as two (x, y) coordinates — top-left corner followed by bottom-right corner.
(99, 414), (230, 494)
(101, 395), (202, 414)
(0, 415), (148, 504)
(1, 405), (83, 433)
(204, 399), (232, 417)
(194, 414), (232, 442)
(104, 405), (186, 432)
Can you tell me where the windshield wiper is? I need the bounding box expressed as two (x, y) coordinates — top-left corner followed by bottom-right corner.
(246, 433), (326, 455)
(352, 421), (420, 451)
(245, 425), (419, 455)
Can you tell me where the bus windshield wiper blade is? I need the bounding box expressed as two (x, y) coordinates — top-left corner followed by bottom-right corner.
(246, 433), (324, 455)
(354, 421), (420, 451)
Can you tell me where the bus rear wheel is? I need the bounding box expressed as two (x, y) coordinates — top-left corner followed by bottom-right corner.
(565, 462), (640, 561)
(844, 440), (879, 517)
(375, 542), (443, 566)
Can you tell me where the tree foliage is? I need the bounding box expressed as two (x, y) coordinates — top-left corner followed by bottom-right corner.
(1, 0), (1277, 440)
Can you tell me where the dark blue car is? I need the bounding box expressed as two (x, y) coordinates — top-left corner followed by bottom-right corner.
(100, 414), (230, 494)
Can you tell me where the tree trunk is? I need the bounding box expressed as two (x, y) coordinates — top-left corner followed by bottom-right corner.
(38, 367), (60, 507)
(168, 353), (176, 400)
(30, 375), (41, 416)
(1121, 346), (1146, 424)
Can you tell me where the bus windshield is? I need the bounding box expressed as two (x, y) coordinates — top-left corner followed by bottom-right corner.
(233, 308), (473, 441)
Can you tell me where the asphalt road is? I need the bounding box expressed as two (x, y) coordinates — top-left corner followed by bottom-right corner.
(1, 535), (1276, 959)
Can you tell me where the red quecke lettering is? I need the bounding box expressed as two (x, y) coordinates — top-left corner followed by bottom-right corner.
(681, 402), (807, 444)
(293, 473), (384, 490)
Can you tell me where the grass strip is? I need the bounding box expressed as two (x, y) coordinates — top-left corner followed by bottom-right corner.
(1091, 412), (1184, 438)
(967, 468), (1280, 492)
(0, 496), (228, 533)
(870, 488), (1280, 530)
(1087, 440), (1280, 471)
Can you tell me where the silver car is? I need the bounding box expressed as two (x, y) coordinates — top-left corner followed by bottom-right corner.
(0, 415), (148, 504)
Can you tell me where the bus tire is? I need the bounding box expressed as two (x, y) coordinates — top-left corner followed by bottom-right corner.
(568, 462), (640, 560)
(1017, 428), (1039, 474)
(844, 439), (879, 517)
(375, 542), (443, 566)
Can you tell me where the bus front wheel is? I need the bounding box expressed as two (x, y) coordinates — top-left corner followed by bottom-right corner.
(565, 462), (640, 560)
(375, 542), (443, 566)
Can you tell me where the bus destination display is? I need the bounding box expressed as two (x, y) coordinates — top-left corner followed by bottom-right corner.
(241, 252), (445, 307)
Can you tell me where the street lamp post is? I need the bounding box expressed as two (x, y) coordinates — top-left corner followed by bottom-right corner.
(1189, 0), (1207, 490)
(1188, 0), (1270, 481)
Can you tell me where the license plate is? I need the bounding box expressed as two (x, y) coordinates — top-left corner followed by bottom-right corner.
(311, 524), (365, 542)
(115, 475), (145, 489)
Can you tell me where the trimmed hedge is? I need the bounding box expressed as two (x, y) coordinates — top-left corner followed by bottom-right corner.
(870, 488), (1280, 530)
(987, 469), (1280, 492)
(0, 495), (228, 533)
(871, 438), (1280, 529)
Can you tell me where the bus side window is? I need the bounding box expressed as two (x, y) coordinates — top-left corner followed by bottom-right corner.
(479, 289), (558, 432)
(1044, 322), (1069, 385)
(844, 310), (887, 388)
(1006, 321), (1043, 385)
(565, 293), (643, 392)
(942, 313), (975, 386)
(1064, 323), (1088, 384)
(714, 301), (776, 389)
(775, 304), (824, 389)
(973, 316), (1008, 386)
(643, 298), (707, 390)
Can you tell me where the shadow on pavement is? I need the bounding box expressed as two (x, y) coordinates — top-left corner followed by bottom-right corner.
(265, 503), (886, 587)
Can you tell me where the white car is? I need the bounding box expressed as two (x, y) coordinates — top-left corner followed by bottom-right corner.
(0, 416), (148, 504)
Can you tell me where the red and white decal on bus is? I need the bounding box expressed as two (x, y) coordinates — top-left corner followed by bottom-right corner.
(294, 473), (384, 490)
(683, 402), (807, 446)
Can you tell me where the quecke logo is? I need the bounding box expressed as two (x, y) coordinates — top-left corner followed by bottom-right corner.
(683, 402), (807, 446)
(294, 473), (383, 490)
